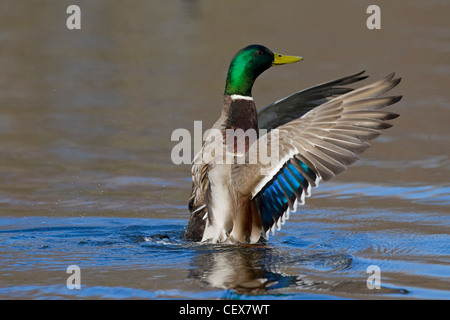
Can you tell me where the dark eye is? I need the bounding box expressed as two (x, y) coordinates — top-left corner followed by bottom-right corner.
(255, 50), (263, 56)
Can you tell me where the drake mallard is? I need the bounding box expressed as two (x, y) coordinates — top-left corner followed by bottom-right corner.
(185, 44), (401, 244)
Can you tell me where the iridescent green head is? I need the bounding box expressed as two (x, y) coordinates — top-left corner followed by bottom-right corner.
(224, 44), (302, 97)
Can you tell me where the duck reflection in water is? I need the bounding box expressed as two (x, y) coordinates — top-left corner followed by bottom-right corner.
(188, 244), (305, 294)
(186, 242), (408, 296)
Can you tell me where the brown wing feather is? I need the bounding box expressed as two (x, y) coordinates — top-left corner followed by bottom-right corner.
(232, 73), (402, 238)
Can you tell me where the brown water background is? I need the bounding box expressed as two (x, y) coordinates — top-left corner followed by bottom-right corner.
(0, 1), (448, 299)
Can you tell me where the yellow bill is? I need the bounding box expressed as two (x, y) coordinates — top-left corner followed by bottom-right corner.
(272, 52), (303, 66)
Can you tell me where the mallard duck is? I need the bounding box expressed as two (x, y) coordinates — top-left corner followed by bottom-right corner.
(185, 44), (401, 243)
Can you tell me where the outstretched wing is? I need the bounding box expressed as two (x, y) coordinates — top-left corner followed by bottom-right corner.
(233, 73), (402, 239)
(257, 71), (368, 132)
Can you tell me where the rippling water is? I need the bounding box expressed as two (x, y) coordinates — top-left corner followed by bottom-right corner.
(0, 1), (449, 299)
(1, 202), (448, 299)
